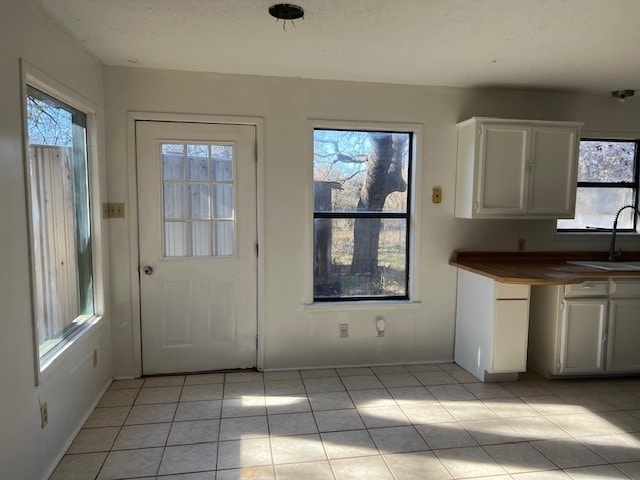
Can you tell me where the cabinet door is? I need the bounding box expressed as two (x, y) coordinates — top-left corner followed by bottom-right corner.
(492, 299), (530, 373)
(476, 123), (529, 215)
(559, 299), (607, 374)
(606, 299), (640, 373)
(527, 127), (578, 216)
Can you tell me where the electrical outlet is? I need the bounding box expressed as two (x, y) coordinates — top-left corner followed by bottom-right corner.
(339, 324), (348, 338)
(40, 403), (48, 428)
(376, 316), (386, 337)
(517, 238), (526, 252)
(92, 348), (98, 368)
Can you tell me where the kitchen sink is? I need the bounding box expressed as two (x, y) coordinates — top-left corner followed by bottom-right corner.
(567, 260), (640, 271)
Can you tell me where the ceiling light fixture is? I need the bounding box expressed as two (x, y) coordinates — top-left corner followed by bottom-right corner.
(269, 3), (304, 31)
(611, 90), (635, 102)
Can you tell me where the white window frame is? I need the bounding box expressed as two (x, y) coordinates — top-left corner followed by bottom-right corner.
(305, 119), (423, 308)
(21, 60), (105, 384)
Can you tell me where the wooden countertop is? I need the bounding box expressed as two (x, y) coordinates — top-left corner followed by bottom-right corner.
(450, 251), (640, 285)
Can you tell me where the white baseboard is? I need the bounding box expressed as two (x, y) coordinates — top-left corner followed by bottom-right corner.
(261, 359), (454, 372)
(41, 378), (112, 480)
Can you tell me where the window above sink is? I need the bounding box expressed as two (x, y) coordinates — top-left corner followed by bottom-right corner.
(557, 139), (639, 233)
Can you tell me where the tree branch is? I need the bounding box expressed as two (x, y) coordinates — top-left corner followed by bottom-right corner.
(340, 168), (365, 184)
(331, 153), (368, 164)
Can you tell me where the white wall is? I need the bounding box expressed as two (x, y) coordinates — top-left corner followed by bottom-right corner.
(104, 67), (640, 378)
(0, 1), (110, 479)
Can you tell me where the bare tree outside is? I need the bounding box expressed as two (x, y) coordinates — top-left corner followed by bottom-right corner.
(27, 95), (73, 147)
(313, 129), (411, 299)
(577, 141), (636, 183)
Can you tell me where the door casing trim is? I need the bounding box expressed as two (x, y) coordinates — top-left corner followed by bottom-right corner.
(126, 112), (265, 377)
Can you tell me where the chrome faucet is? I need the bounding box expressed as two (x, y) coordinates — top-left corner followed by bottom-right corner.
(609, 204), (640, 261)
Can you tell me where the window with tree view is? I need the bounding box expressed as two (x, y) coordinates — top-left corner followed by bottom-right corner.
(558, 139), (639, 231)
(25, 86), (94, 361)
(313, 129), (412, 301)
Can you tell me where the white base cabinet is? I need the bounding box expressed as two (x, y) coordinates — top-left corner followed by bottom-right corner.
(559, 299), (607, 374)
(528, 278), (640, 377)
(607, 299), (640, 373)
(455, 269), (530, 382)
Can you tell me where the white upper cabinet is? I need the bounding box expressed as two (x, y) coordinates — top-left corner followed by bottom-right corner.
(478, 123), (529, 215)
(455, 118), (582, 219)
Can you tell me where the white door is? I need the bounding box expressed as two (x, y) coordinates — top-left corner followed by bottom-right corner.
(476, 123), (529, 215)
(606, 299), (640, 373)
(137, 121), (257, 375)
(559, 299), (607, 374)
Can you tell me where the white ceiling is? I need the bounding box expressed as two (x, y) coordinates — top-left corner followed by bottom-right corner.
(40, 0), (640, 94)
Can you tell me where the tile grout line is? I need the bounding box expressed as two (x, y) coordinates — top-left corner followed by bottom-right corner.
(213, 373), (224, 474)
(303, 369), (338, 480)
(93, 385), (143, 480)
(154, 376), (185, 477)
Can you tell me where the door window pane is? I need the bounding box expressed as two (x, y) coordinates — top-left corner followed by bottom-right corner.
(162, 143), (185, 155)
(214, 221), (235, 256)
(212, 158), (233, 181)
(163, 183), (185, 220)
(188, 144), (208, 157)
(188, 144), (209, 181)
(162, 145), (185, 180)
(164, 222), (187, 257)
(212, 145), (234, 181)
(161, 142), (236, 257)
(190, 222), (211, 256)
(188, 156), (209, 181)
(189, 184), (211, 219)
(213, 184), (234, 219)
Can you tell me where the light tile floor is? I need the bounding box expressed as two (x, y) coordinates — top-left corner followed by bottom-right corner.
(50, 364), (640, 479)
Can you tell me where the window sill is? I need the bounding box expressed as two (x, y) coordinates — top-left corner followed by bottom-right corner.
(38, 315), (104, 385)
(303, 300), (421, 313)
(554, 231), (640, 241)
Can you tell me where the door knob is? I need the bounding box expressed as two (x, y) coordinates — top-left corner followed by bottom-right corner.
(143, 266), (153, 275)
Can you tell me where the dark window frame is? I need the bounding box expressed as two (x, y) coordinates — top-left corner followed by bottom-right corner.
(558, 138), (640, 233)
(312, 128), (413, 302)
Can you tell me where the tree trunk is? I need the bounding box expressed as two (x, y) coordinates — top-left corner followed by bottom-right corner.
(350, 133), (407, 276)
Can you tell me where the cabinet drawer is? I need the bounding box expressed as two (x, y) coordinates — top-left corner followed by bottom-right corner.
(496, 283), (530, 299)
(610, 279), (640, 298)
(564, 280), (608, 298)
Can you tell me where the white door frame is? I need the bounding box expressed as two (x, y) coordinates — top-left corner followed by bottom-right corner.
(126, 112), (265, 377)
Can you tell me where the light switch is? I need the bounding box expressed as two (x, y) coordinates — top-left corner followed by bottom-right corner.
(432, 187), (442, 204)
(103, 203), (125, 219)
